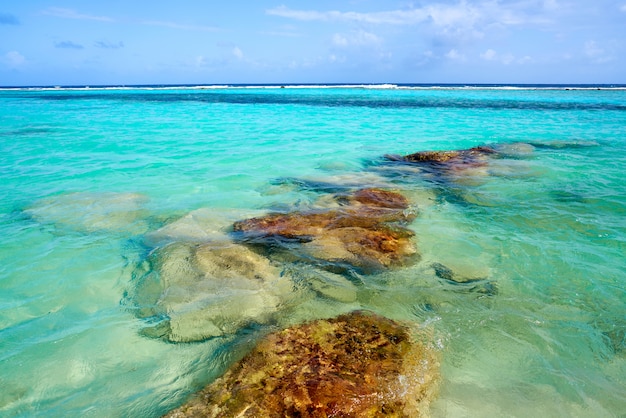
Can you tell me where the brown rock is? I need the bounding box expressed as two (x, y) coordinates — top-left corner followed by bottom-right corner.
(388, 146), (499, 192)
(232, 188), (418, 272)
(402, 146), (496, 165)
(403, 150), (462, 163)
(351, 188), (411, 209)
(304, 226), (416, 270)
(164, 311), (439, 418)
(233, 210), (338, 240)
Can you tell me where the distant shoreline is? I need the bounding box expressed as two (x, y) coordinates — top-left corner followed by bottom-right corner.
(2, 83), (626, 91)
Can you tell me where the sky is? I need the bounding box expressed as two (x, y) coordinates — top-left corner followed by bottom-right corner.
(1, 0), (625, 86)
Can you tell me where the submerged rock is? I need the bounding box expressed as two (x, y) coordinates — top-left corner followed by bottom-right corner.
(25, 191), (149, 234)
(385, 143), (538, 176)
(492, 142), (536, 157)
(379, 144), (541, 205)
(143, 207), (266, 247)
(402, 146), (497, 164)
(128, 241), (293, 342)
(301, 226), (416, 272)
(285, 264), (359, 303)
(394, 146), (497, 182)
(350, 187), (412, 209)
(232, 188), (418, 273)
(431, 262), (497, 296)
(269, 172), (392, 194)
(164, 310), (440, 418)
(527, 139), (600, 149)
(380, 146), (499, 192)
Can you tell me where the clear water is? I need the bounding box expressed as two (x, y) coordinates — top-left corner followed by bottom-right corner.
(1, 86), (625, 417)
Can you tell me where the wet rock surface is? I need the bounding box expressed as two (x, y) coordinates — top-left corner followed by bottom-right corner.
(127, 241), (293, 343)
(164, 310), (439, 418)
(403, 146), (497, 163)
(232, 188), (418, 273)
(431, 262), (498, 296)
(377, 143), (540, 206)
(285, 264), (359, 303)
(143, 207), (266, 247)
(131, 146), (518, 414)
(384, 146), (498, 181)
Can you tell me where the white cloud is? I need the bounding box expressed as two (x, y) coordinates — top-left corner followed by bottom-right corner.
(356, 30), (381, 45)
(196, 56), (207, 67)
(43, 7), (113, 22)
(332, 34), (349, 47)
(328, 54), (346, 64)
(267, 4), (459, 25)
(3, 51), (26, 68)
(621, 4), (626, 12)
(267, 2), (560, 66)
(266, 2), (553, 47)
(583, 40), (614, 63)
(501, 53), (515, 65)
(409, 50), (437, 68)
(267, 6), (336, 22)
(542, 0), (560, 11)
(267, 2), (551, 28)
(232, 47), (244, 60)
(584, 40), (603, 58)
(332, 30), (381, 48)
(142, 20), (219, 32)
(445, 48), (465, 60)
(481, 49), (497, 60)
(480, 49), (530, 65)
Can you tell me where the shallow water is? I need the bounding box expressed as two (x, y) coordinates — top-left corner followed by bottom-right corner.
(1, 86), (625, 417)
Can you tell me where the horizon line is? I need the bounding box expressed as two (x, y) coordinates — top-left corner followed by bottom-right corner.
(2, 82), (626, 90)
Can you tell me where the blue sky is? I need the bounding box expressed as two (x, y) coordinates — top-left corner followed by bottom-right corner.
(1, 0), (625, 85)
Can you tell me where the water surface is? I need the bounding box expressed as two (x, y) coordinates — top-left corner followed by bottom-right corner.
(0, 85), (624, 417)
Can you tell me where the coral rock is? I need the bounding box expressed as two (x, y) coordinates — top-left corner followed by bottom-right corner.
(303, 226), (416, 271)
(402, 146), (496, 165)
(232, 188), (418, 272)
(127, 241), (293, 342)
(164, 311), (439, 418)
(351, 187), (411, 209)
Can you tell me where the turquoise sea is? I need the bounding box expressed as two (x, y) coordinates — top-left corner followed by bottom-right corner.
(1, 85), (625, 417)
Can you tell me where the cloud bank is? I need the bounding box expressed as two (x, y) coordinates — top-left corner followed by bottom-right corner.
(266, 2), (552, 28)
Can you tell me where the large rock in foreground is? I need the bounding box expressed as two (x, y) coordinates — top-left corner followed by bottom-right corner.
(165, 310), (439, 417)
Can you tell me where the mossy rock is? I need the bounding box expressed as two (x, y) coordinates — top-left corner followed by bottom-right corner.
(165, 310), (439, 417)
(232, 188), (418, 273)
